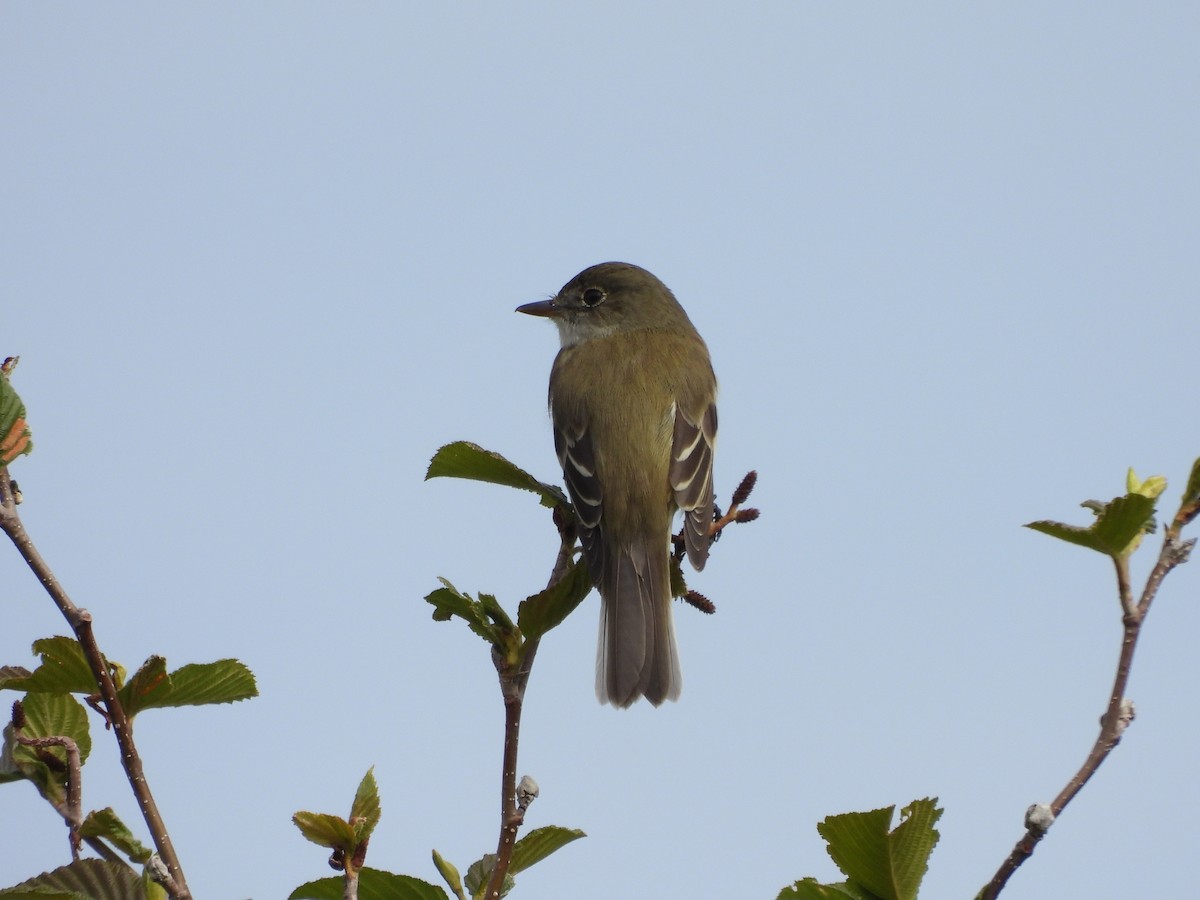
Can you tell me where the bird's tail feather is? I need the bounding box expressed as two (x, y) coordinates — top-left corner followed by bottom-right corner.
(596, 538), (681, 707)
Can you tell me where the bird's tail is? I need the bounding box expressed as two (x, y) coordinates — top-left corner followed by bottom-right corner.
(596, 537), (681, 707)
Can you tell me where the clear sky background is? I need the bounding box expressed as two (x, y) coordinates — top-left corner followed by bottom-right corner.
(2, 5), (1198, 899)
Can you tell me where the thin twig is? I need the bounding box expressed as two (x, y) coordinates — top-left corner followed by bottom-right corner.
(979, 525), (1190, 899)
(12, 711), (83, 859)
(0, 474), (190, 899)
(483, 514), (575, 900)
(672, 469), (759, 564)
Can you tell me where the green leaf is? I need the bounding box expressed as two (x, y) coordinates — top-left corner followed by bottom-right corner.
(79, 808), (152, 864)
(777, 879), (875, 899)
(117, 658), (172, 717)
(477, 594), (515, 632)
(119, 658), (258, 717)
(0, 859), (144, 899)
(425, 578), (502, 645)
(0, 637), (96, 695)
(431, 850), (464, 899)
(139, 870), (167, 900)
(350, 768), (382, 841)
(516, 562), (593, 641)
(1182, 457), (1200, 508)
(1126, 467), (1167, 500)
(463, 855), (513, 900)
(292, 812), (358, 852)
(669, 555), (688, 599)
(817, 799), (941, 900)
(508, 825), (586, 875)
(1026, 492), (1156, 559)
(2, 692), (92, 805)
(425, 442), (568, 509)
(0, 361), (33, 466)
(289, 868), (449, 900)
(161, 659), (258, 706)
(0, 642), (256, 717)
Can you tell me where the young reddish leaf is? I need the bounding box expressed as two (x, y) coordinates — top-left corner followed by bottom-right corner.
(0, 364), (32, 466)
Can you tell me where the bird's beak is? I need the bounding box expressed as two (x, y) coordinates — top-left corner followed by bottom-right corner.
(516, 298), (560, 317)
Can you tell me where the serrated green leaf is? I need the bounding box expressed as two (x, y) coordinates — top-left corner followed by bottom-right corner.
(79, 808), (152, 864)
(0, 637), (96, 695)
(0, 365), (33, 466)
(817, 799), (941, 900)
(292, 811), (358, 851)
(119, 658), (258, 717)
(289, 868), (449, 900)
(425, 579), (502, 645)
(432, 850), (464, 899)
(777, 878), (875, 899)
(819, 807), (896, 898)
(165, 659), (257, 706)
(425, 442), (568, 510)
(516, 561), (593, 641)
(350, 768), (381, 841)
(890, 799), (942, 894)
(2, 642), (257, 718)
(1026, 492), (1156, 559)
(0, 859), (143, 899)
(508, 825), (585, 875)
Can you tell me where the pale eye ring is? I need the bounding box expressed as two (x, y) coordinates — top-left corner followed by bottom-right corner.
(581, 287), (606, 307)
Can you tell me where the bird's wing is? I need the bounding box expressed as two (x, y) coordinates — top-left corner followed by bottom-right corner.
(553, 416), (605, 575)
(670, 399), (716, 570)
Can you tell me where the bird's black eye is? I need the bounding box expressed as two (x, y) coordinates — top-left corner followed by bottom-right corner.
(581, 287), (606, 307)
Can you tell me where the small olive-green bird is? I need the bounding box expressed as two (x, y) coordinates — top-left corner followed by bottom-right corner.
(517, 262), (717, 707)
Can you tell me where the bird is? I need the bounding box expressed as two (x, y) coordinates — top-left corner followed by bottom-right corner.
(517, 262), (717, 706)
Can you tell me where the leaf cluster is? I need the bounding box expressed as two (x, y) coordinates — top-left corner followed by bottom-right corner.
(291, 771), (583, 900)
(0, 637), (256, 894)
(778, 800), (941, 900)
(1024, 466), (1181, 559)
(423, 443), (592, 663)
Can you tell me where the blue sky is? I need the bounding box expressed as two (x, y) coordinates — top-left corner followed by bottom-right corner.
(2, 5), (1198, 898)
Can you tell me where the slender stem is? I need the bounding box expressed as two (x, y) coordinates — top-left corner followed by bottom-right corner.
(484, 661), (526, 900)
(0, 475), (190, 899)
(1114, 553), (1136, 618)
(979, 528), (1191, 898)
(483, 519), (575, 900)
(13, 730), (83, 859)
(1049, 582), (1138, 815)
